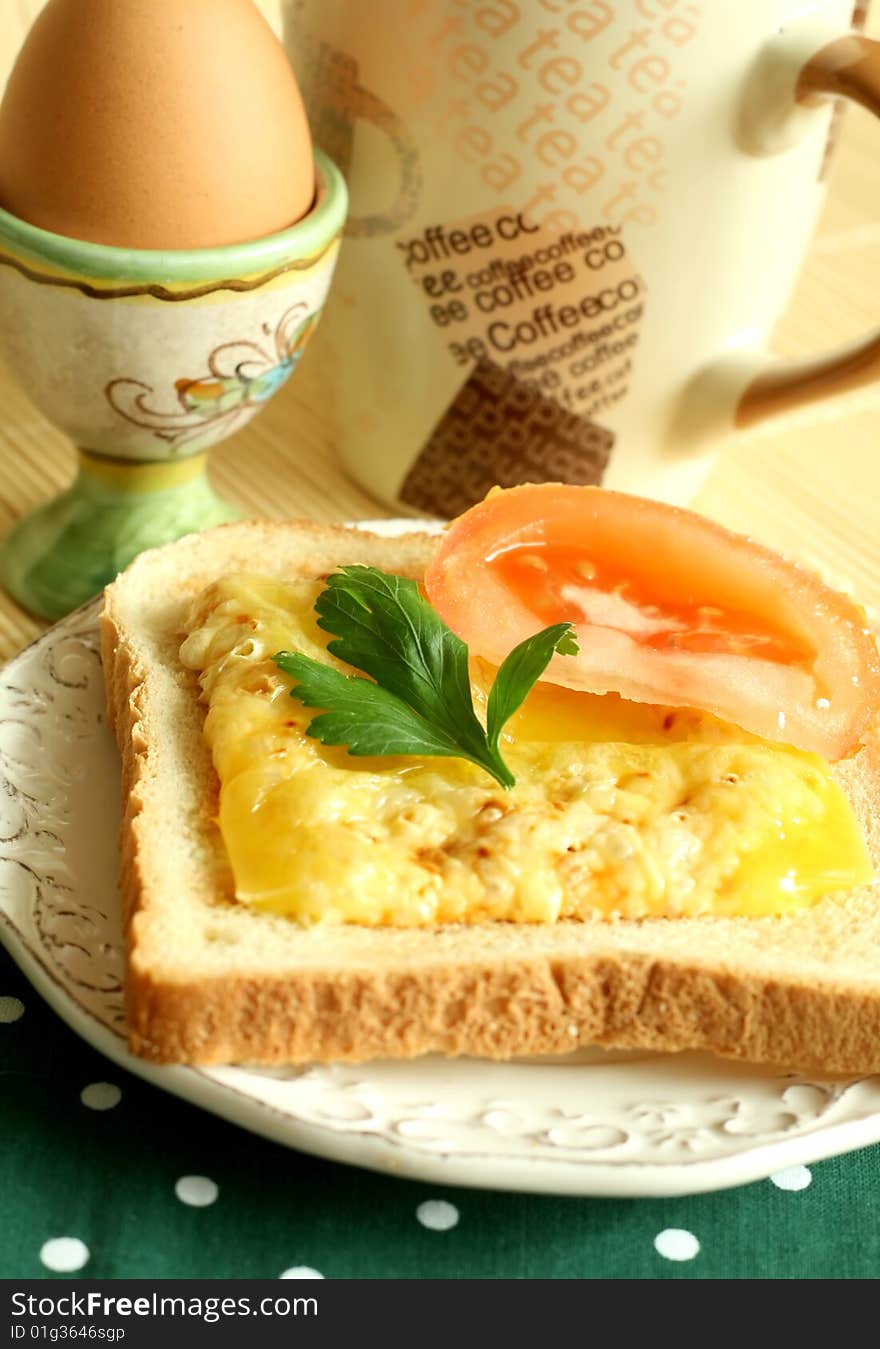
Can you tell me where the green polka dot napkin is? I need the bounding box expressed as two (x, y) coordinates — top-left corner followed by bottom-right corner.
(2, 948), (878, 1280)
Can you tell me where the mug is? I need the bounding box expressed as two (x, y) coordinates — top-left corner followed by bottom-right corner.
(284, 0), (880, 514)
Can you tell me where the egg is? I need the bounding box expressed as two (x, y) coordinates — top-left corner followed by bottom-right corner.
(0, 0), (315, 250)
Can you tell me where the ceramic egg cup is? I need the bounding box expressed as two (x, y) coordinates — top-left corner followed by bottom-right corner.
(0, 150), (346, 621)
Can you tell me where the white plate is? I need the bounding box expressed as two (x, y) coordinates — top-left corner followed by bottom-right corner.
(3, 545), (880, 1197)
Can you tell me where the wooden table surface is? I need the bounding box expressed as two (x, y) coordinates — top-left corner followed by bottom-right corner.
(1, 7), (879, 661)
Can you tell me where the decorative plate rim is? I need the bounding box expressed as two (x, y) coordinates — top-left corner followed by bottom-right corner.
(1, 528), (880, 1199)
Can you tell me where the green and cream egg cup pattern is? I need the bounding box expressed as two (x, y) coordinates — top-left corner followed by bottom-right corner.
(0, 150), (347, 621)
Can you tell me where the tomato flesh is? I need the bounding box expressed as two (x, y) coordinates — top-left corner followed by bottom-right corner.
(425, 485), (880, 761)
(491, 541), (814, 665)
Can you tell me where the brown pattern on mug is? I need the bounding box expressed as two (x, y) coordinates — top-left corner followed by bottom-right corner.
(400, 358), (615, 518)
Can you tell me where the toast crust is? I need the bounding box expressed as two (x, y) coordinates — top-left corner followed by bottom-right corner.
(101, 522), (880, 1071)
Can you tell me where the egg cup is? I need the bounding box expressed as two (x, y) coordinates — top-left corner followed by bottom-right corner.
(0, 150), (347, 621)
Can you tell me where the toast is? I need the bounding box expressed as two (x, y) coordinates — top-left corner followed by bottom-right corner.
(101, 520), (880, 1073)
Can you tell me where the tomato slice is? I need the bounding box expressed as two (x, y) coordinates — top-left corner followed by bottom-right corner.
(424, 484), (880, 761)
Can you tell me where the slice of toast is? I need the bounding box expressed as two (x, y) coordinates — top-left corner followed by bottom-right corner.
(101, 521), (880, 1072)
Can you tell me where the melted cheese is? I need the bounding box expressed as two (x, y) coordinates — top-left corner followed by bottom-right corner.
(179, 574), (874, 926)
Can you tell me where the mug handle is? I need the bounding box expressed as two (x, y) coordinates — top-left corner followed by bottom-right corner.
(736, 34), (880, 428)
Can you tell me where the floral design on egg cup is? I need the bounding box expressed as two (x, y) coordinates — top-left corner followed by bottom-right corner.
(0, 150), (347, 621)
(106, 304), (319, 453)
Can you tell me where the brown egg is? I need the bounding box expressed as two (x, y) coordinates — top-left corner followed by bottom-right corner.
(0, 0), (315, 249)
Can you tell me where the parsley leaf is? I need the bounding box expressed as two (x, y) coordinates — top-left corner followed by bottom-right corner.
(272, 565), (577, 789)
(486, 622), (579, 761)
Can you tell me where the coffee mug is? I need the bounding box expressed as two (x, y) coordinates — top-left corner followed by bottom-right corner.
(284, 0), (879, 514)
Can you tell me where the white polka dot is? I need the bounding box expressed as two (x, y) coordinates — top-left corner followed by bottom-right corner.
(416, 1200), (459, 1232)
(175, 1175), (218, 1207)
(279, 1267), (324, 1279)
(0, 996), (24, 1023)
(40, 1237), (90, 1273)
(770, 1164), (812, 1192)
(654, 1228), (700, 1262)
(80, 1082), (121, 1111)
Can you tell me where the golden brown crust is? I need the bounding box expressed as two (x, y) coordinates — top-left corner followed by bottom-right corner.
(124, 951), (880, 1074)
(102, 521), (880, 1072)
